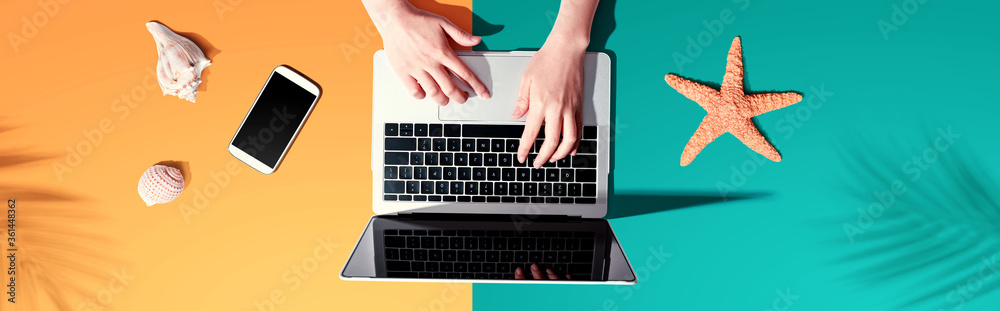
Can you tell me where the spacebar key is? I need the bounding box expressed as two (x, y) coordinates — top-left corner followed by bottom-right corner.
(463, 125), (531, 138)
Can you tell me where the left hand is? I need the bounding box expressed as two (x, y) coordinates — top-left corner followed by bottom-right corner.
(513, 41), (586, 168)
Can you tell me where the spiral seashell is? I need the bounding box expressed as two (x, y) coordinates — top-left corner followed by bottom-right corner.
(137, 165), (185, 206)
(145, 21), (211, 103)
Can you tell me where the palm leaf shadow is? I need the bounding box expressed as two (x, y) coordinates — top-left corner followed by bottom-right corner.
(832, 128), (1000, 309)
(1, 119), (119, 310)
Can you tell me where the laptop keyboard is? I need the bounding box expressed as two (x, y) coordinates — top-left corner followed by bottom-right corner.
(383, 229), (595, 280)
(382, 123), (599, 204)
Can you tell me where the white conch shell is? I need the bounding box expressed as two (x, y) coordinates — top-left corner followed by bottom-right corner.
(137, 165), (185, 206)
(145, 21), (211, 103)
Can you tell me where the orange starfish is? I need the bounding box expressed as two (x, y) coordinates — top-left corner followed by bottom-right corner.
(665, 36), (802, 167)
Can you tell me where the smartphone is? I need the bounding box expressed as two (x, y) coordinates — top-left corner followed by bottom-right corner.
(229, 65), (320, 174)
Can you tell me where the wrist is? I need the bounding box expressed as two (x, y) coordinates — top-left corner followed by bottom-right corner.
(364, 0), (414, 30)
(543, 30), (590, 53)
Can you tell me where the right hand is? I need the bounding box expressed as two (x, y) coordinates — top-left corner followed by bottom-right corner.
(377, 4), (490, 105)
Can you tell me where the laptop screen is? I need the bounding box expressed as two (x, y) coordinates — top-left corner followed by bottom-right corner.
(342, 215), (636, 283)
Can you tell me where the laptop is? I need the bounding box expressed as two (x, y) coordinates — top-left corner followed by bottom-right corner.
(341, 50), (636, 284)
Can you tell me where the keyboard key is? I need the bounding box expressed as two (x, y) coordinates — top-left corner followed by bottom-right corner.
(499, 154), (513, 167)
(458, 168), (471, 180)
(385, 152), (409, 165)
(561, 169), (574, 182)
(384, 181), (405, 193)
(466, 182), (479, 195)
(553, 157), (569, 168)
(444, 124), (461, 137)
(400, 123), (413, 136)
(450, 238), (463, 249)
(384, 166), (398, 179)
(459, 250), (471, 261)
(546, 169), (560, 181)
(463, 124), (525, 138)
(443, 167), (457, 180)
(517, 168), (531, 181)
(509, 183), (522, 195)
(537, 238), (550, 250)
(410, 152), (423, 165)
(495, 182), (507, 195)
(545, 197), (559, 203)
(415, 124), (427, 136)
(473, 168), (486, 180)
(455, 153), (468, 166)
(385, 236), (404, 247)
(414, 167), (427, 179)
(406, 181), (420, 194)
(407, 237), (420, 248)
(484, 153), (497, 166)
(443, 196), (456, 202)
(577, 140), (597, 154)
(429, 167), (442, 179)
(400, 167), (412, 179)
(531, 169), (546, 181)
(418, 138), (431, 151)
(480, 182), (493, 195)
(576, 198), (596, 204)
(399, 195), (412, 201)
(554, 183), (566, 196)
(470, 153), (483, 166)
(583, 126), (597, 139)
(421, 181), (434, 194)
(432, 138), (446, 151)
(385, 138), (416, 150)
(583, 184), (596, 196)
(447, 139), (461, 151)
(487, 196), (500, 202)
(491, 139), (505, 152)
(429, 124), (443, 137)
(477, 139), (491, 152)
(572, 155), (597, 168)
(472, 196), (486, 202)
(506, 139), (520, 153)
(424, 153), (438, 165)
(525, 183), (538, 196)
(440, 153), (454, 165)
(385, 123), (399, 136)
(539, 183), (552, 196)
(487, 168), (501, 181)
(569, 183), (581, 196)
(577, 169), (597, 182)
(462, 139), (476, 151)
(451, 182), (464, 194)
(436, 181), (449, 194)
(435, 238), (448, 249)
(387, 261), (410, 271)
(502, 168), (516, 181)
(386, 248), (399, 259)
(574, 251), (594, 263)
(384, 195), (397, 201)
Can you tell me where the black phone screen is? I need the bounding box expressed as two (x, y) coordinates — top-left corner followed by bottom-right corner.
(232, 72), (317, 168)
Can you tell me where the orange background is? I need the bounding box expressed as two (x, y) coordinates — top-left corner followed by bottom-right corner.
(1, 0), (473, 310)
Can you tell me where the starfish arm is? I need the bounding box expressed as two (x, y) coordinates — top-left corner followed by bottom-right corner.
(680, 115), (727, 166)
(730, 119), (782, 162)
(665, 74), (720, 111)
(721, 37), (745, 99)
(747, 92), (803, 116)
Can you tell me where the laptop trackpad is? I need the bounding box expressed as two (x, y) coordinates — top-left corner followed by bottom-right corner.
(438, 56), (527, 122)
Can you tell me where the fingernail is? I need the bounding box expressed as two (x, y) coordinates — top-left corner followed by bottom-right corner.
(483, 91), (491, 100)
(571, 151), (577, 156)
(531, 264), (539, 272)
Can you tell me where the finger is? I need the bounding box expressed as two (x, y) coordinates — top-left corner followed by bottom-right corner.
(551, 111), (578, 161)
(530, 263), (545, 280)
(566, 273), (572, 280)
(514, 267), (525, 280)
(546, 268), (560, 280)
(414, 71), (448, 106)
(391, 68), (425, 99)
(428, 66), (468, 104)
(517, 108), (543, 164)
(443, 55), (490, 99)
(440, 19), (481, 47)
(512, 77), (530, 118)
(572, 107), (583, 156)
(533, 112), (562, 168)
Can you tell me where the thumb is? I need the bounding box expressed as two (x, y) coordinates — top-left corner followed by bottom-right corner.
(512, 78), (530, 118)
(441, 20), (481, 47)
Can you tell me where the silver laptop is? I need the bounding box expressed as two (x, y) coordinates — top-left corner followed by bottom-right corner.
(341, 50), (636, 284)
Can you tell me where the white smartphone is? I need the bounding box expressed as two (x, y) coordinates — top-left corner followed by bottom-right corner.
(229, 65), (320, 174)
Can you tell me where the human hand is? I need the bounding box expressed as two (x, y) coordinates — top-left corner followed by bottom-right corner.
(374, 2), (490, 105)
(514, 42), (586, 168)
(514, 263), (572, 280)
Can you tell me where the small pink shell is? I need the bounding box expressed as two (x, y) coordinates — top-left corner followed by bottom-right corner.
(137, 165), (185, 206)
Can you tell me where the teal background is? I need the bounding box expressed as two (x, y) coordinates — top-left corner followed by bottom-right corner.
(472, 0), (1000, 310)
